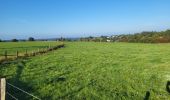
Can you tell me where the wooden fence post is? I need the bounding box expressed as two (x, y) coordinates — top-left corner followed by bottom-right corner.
(16, 51), (19, 58)
(0, 78), (6, 100)
(32, 51), (34, 56)
(4, 51), (7, 60)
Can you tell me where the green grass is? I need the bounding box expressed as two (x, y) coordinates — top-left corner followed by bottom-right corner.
(1, 42), (170, 100)
(0, 41), (61, 56)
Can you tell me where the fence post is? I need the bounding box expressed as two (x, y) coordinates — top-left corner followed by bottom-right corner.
(16, 51), (19, 58)
(0, 78), (6, 100)
(32, 51), (34, 56)
(4, 51), (7, 60)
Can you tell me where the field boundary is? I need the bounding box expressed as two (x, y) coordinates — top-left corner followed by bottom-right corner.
(0, 43), (65, 64)
(0, 78), (41, 100)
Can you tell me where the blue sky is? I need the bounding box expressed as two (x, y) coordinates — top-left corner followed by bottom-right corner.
(0, 0), (170, 39)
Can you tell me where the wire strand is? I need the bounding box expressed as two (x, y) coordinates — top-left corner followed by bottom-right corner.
(7, 82), (41, 100)
(7, 92), (18, 100)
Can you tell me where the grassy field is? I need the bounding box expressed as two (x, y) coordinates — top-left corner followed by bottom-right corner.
(0, 41), (61, 58)
(0, 42), (170, 99)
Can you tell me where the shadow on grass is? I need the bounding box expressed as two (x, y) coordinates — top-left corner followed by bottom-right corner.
(6, 59), (37, 100)
(166, 81), (170, 93)
(144, 91), (150, 100)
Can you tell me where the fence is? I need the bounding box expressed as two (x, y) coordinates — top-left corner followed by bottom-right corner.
(0, 44), (65, 99)
(0, 78), (41, 100)
(0, 78), (6, 100)
(0, 44), (65, 63)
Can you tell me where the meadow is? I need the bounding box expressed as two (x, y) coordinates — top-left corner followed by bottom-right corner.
(0, 42), (170, 100)
(0, 41), (61, 60)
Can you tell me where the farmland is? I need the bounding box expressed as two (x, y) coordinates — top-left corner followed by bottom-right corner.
(1, 42), (170, 99)
(0, 41), (62, 60)
(0, 41), (62, 55)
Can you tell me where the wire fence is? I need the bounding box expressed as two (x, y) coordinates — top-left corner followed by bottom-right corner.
(6, 82), (41, 100)
(7, 92), (18, 100)
(0, 43), (65, 99)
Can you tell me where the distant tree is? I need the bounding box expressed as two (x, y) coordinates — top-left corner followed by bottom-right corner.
(11, 39), (18, 42)
(79, 38), (83, 41)
(59, 37), (66, 41)
(58, 37), (62, 41)
(88, 36), (93, 39)
(100, 36), (108, 39)
(100, 36), (108, 42)
(93, 37), (101, 42)
(110, 29), (170, 43)
(28, 37), (35, 41)
(0, 39), (2, 42)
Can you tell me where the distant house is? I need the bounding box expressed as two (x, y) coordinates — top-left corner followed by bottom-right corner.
(107, 39), (111, 42)
(106, 36), (111, 42)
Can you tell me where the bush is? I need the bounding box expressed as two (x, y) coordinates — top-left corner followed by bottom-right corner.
(11, 39), (18, 42)
(28, 37), (35, 41)
(112, 29), (170, 43)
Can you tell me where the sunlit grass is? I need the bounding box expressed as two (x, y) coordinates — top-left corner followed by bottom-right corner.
(0, 42), (170, 99)
(0, 41), (61, 55)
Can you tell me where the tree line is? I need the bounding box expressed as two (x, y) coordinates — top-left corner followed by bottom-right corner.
(1, 29), (170, 43)
(0, 37), (74, 42)
(79, 29), (170, 43)
(113, 30), (170, 43)
(79, 36), (109, 42)
(0, 37), (35, 42)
